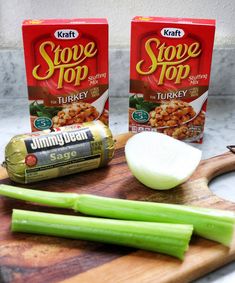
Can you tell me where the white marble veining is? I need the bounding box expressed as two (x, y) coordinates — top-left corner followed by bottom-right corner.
(210, 48), (235, 95)
(0, 48), (235, 99)
(0, 50), (27, 98)
(0, 96), (235, 282)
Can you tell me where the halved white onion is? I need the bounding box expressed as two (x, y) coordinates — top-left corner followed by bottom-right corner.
(125, 132), (201, 190)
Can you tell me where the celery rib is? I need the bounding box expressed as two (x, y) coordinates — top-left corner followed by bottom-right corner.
(1, 184), (234, 247)
(76, 194), (235, 247)
(12, 209), (193, 260)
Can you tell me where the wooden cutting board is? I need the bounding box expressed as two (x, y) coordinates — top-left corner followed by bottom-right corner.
(1, 132), (235, 283)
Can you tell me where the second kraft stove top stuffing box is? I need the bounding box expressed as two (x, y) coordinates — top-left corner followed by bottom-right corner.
(129, 16), (215, 143)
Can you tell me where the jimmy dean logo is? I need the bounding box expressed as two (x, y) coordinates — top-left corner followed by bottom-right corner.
(25, 128), (93, 153)
(32, 41), (97, 89)
(136, 38), (201, 85)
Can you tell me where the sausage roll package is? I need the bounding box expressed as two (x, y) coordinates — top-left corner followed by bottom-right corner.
(129, 16), (215, 143)
(4, 121), (115, 183)
(22, 19), (109, 131)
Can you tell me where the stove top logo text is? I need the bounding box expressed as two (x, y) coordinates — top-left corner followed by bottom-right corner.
(32, 40), (97, 89)
(136, 38), (201, 85)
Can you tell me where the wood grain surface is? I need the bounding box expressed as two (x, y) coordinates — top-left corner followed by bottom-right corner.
(0, 133), (235, 283)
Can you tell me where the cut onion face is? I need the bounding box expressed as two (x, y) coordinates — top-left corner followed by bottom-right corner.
(125, 132), (202, 190)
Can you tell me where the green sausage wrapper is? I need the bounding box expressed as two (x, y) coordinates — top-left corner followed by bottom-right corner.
(4, 121), (115, 183)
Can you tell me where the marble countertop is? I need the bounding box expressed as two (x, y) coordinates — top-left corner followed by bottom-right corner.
(1, 95), (235, 282)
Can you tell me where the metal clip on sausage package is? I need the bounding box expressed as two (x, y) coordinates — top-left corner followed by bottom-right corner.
(3, 121), (115, 184)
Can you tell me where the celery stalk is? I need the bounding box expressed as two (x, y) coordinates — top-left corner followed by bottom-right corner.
(12, 209), (193, 260)
(76, 194), (235, 247)
(1, 184), (234, 246)
(0, 184), (78, 208)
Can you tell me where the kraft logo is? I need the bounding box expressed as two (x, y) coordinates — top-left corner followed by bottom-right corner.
(54, 29), (79, 40)
(161, 28), (185, 38)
